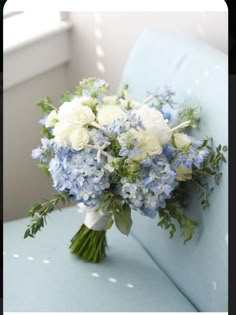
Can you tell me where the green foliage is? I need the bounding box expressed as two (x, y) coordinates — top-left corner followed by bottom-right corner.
(36, 97), (56, 138)
(24, 193), (70, 239)
(113, 204), (132, 236)
(97, 192), (132, 236)
(108, 136), (122, 156)
(40, 125), (54, 139)
(59, 91), (74, 104)
(177, 100), (201, 129)
(106, 156), (140, 184)
(191, 141), (227, 209)
(36, 96), (56, 114)
(75, 77), (109, 98)
(158, 184), (198, 243)
(36, 163), (50, 176)
(119, 83), (129, 98)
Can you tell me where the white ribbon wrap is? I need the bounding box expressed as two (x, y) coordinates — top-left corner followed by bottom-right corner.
(78, 203), (111, 231)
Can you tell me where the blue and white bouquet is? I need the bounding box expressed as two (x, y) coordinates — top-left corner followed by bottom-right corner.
(24, 78), (226, 263)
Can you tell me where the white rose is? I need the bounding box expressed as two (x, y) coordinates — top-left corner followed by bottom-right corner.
(96, 105), (125, 126)
(58, 97), (95, 126)
(173, 133), (191, 150)
(135, 105), (171, 145)
(103, 96), (118, 105)
(53, 121), (75, 145)
(45, 110), (58, 128)
(140, 130), (162, 155)
(176, 164), (192, 181)
(69, 127), (90, 150)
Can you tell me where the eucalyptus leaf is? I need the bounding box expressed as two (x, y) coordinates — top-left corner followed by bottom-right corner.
(113, 206), (132, 236)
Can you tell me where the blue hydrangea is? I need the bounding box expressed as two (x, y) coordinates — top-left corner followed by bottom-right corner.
(49, 146), (111, 208)
(118, 155), (177, 218)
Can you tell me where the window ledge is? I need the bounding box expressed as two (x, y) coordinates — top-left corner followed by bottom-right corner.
(4, 21), (72, 90)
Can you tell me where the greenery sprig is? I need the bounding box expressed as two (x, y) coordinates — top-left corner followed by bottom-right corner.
(36, 96), (56, 114)
(191, 141), (227, 209)
(75, 77), (109, 98)
(24, 193), (70, 239)
(158, 183), (198, 243)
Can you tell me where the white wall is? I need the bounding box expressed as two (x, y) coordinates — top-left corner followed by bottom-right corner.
(67, 11), (228, 93)
(4, 11), (227, 220)
(4, 65), (71, 220)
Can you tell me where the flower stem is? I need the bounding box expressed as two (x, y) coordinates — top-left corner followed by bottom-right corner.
(69, 224), (107, 263)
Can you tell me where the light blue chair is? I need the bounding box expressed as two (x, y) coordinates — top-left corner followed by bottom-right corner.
(4, 29), (228, 312)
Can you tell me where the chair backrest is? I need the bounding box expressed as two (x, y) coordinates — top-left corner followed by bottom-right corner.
(119, 29), (228, 312)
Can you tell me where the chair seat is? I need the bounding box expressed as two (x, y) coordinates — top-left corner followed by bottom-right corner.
(4, 205), (197, 312)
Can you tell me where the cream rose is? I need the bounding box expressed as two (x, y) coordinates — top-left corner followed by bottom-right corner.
(135, 105), (171, 145)
(176, 164), (192, 181)
(96, 105), (125, 126)
(53, 121), (75, 145)
(45, 110), (58, 128)
(173, 133), (191, 150)
(141, 131), (162, 155)
(69, 127), (90, 150)
(132, 129), (162, 156)
(58, 97), (95, 126)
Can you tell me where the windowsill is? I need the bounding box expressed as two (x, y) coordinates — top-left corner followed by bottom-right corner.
(4, 20), (72, 54)
(3, 20), (72, 90)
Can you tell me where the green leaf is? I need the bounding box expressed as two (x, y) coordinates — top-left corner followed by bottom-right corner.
(59, 91), (73, 104)
(24, 193), (71, 238)
(113, 206), (132, 236)
(36, 96), (56, 114)
(24, 228), (30, 239)
(36, 163), (50, 176)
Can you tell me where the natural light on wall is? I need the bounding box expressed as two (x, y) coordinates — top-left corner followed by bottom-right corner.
(3, 11), (61, 52)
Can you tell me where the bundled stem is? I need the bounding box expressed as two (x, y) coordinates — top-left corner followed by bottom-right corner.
(69, 224), (107, 263)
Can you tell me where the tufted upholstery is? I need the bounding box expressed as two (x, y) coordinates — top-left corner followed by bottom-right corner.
(4, 29), (227, 312)
(119, 28), (228, 312)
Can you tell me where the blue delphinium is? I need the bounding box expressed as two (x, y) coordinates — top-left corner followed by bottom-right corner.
(118, 133), (142, 158)
(103, 111), (145, 137)
(170, 142), (209, 169)
(32, 138), (55, 162)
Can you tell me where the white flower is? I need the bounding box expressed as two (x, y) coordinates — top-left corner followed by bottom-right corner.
(69, 127), (90, 150)
(176, 164), (192, 181)
(140, 130), (162, 155)
(45, 110), (58, 128)
(103, 96), (118, 105)
(131, 129), (162, 156)
(58, 97), (95, 126)
(96, 105), (125, 126)
(53, 121), (75, 145)
(135, 105), (171, 145)
(173, 133), (191, 150)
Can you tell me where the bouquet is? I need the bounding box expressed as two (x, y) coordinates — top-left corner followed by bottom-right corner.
(24, 78), (227, 263)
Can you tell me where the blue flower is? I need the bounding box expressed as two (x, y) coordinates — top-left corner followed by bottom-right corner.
(118, 133), (142, 158)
